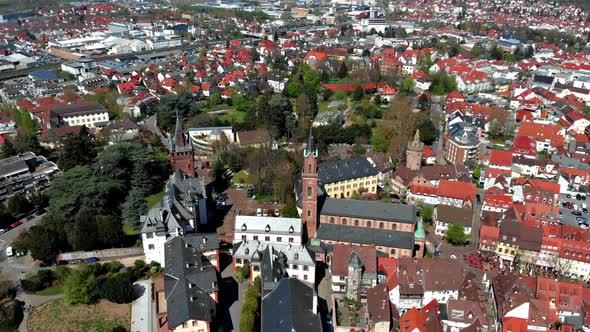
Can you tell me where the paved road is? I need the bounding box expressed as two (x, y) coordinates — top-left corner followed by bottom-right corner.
(131, 280), (154, 332)
(0, 212), (45, 281)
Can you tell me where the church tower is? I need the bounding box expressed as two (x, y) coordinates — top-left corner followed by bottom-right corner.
(406, 129), (424, 171)
(169, 116), (195, 177)
(302, 131), (319, 240)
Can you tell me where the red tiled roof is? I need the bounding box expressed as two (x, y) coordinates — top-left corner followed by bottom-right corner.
(517, 121), (564, 148)
(331, 244), (376, 276)
(490, 150), (513, 167)
(437, 180), (476, 203)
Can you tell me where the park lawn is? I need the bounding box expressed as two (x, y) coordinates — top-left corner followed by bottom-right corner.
(36, 285), (63, 296)
(28, 299), (130, 332)
(217, 110), (246, 124)
(145, 190), (165, 208)
(123, 223), (140, 236)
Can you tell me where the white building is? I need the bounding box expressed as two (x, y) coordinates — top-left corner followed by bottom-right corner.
(60, 59), (98, 78)
(433, 205), (473, 236)
(147, 36), (182, 49)
(233, 215), (302, 245)
(50, 102), (110, 129)
(140, 171), (208, 266)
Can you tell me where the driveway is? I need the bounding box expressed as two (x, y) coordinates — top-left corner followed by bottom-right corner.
(0, 212), (46, 281)
(131, 280), (154, 332)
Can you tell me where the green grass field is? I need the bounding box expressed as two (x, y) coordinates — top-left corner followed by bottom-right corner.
(36, 285), (63, 296)
(145, 190), (165, 208)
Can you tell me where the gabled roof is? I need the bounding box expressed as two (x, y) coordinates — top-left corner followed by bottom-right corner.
(261, 278), (322, 332)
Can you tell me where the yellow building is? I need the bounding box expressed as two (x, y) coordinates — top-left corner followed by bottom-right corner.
(318, 156), (380, 198)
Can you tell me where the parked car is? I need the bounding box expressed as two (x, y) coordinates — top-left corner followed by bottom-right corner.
(256, 208), (262, 216)
(262, 208), (268, 217)
(576, 216), (587, 223)
(572, 211), (582, 216)
(10, 221), (22, 229)
(0, 229), (6, 235)
(56, 260), (69, 266)
(84, 257), (99, 263)
(274, 209), (280, 217)
(567, 194), (572, 198)
(583, 208), (588, 214)
(568, 202), (573, 209)
(576, 194), (582, 200)
(579, 223), (589, 229)
(5, 246), (14, 257)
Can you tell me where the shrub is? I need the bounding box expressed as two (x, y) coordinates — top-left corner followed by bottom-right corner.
(104, 261), (124, 274)
(63, 267), (99, 305)
(20, 270), (55, 292)
(100, 275), (135, 304)
(134, 260), (145, 270)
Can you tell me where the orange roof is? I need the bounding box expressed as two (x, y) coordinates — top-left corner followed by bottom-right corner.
(517, 121), (564, 148)
(490, 150), (513, 167)
(400, 299), (440, 332)
(437, 180), (476, 203)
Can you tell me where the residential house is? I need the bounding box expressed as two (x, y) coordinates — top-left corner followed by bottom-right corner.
(434, 205), (474, 236)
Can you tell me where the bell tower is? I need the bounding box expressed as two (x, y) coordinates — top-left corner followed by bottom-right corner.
(302, 131), (319, 239)
(406, 129), (424, 171)
(169, 115), (195, 177)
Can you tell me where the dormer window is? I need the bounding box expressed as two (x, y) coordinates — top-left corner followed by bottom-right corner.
(245, 248), (250, 255)
(294, 253), (299, 260)
(265, 225), (271, 233)
(241, 224), (247, 231)
(289, 226), (294, 233)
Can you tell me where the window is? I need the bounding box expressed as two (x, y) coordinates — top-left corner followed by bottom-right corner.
(242, 235), (247, 241)
(148, 244), (155, 250)
(307, 186), (312, 198)
(379, 222), (384, 229)
(289, 237), (294, 243)
(342, 218), (347, 225)
(253, 236), (258, 240)
(303, 265), (308, 271)
(304, 275), (308, 280)
(330, 217), (335, 224)
(346, 191), (350, 196)
(294, 253), (299, 260)
(182, 323), (188, 328)
(253, 266), (260, 271)
(146, 232), (154, 239)
(192, 321), (197, 326)
(292, 264), (298, 270)
(277, 237), (282, 242)
(390, 248), (396, 255)
(308, 164), (312, 173)
(354, 219), (359, 226)
(265, 236), (270, 241)
(307, 210), (311, 217)
(392, 223), (397, 230)
(367, 221), (371, 227)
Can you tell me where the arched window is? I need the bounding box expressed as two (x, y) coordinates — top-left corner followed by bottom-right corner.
(379, 222), (384, 229)
(392, 223), (397, 230)
(330, 217), (335, 224)
(354, 219), (359, 226)
(307, 210), (311, 217)
(390, 248), (396, 255)
(308, 164), (312, 173)
(307, 186), (312, 198)
(342, 218), (347, 225)
(367, 221), (371, 228)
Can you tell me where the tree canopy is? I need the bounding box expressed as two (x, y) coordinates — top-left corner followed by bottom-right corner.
(446, 224), (470, 245)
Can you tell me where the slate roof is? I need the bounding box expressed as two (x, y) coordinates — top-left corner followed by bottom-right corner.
(320, 197), (416, 224)
(315, 223), (414, 249)
(261, 278), (322, 332)
(164, 236), (218, 329)
(435, 205), (474, 227)
(317, 156), (378, 184)
(51, 102), (107, 117)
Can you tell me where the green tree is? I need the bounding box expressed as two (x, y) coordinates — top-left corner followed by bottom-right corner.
(303, 69), (321, 90)
(63, 267), (99, 305)
(352, 144), (366, 155)
(421, 206), (434, 224)
(370, 126), (389, 152)
(21, 226), (59, 263)
(67, 208), (98, 251)
(352, 86), (364, 101)
(417, 120), (436, 145)
(400, 77), (415, 95)
(96, 215), (123, 248)
(337, 62), (348, 79)
(58, 126), (96, 171)
(5, 194), (30, 216)
(286, 81), (302, 98)
(446, 224), (469, 245)
(240, 278), (260, 332)
(470, 46), (482, 58)
(209, 92), (222, 106)
(0, 140), (16, 159)
(121, 187), (148, 226)
(100, 274), (134, 303)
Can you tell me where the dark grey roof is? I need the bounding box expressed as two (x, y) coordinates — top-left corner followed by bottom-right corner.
(51, 102), (107, 117)
(262, 278), (322, 332)
(348, 251), (364, 268)
(318, 156), (378, 184)
(315, 223), (415, 249)
(164, 236), (218, 329)
(320, 197), (416, 224)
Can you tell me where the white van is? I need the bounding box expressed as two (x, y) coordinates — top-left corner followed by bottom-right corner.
(5, 246), (14, 257)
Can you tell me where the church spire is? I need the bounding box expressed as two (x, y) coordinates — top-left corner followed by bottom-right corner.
(304, 128), (317, 158)
(174, 111), (185, 148)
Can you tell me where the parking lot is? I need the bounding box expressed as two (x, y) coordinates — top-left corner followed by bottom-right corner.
(559, 193), (589, 228)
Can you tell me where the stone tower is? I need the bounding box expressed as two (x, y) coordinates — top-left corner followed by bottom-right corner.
(302, 130), (319, 240)
(169, 116), (195, 177)
(406, 129), (424, 171)
(346, 251), (364, 301)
